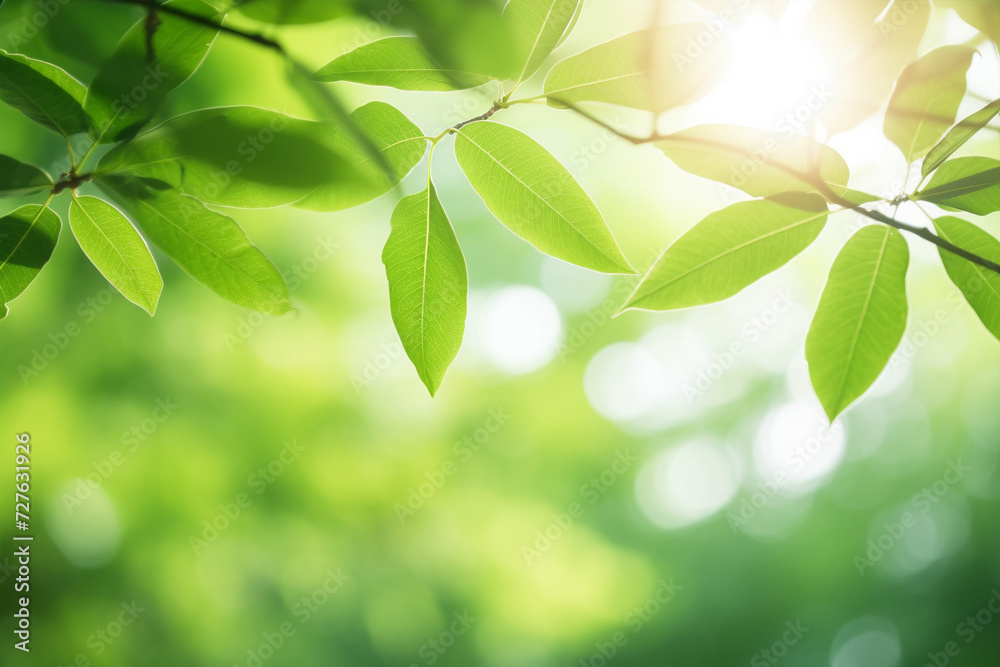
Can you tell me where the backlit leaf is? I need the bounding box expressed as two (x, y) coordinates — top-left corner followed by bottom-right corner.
(454, 121), (634, 274)
(0, 50), (88, 136)
(922, 98), (1000, 177)
(620, 194), (829, 312)
(505, 0), (581, 84)
(382, 180), (467, 396)
(916, 157), (1000, 215)
(0, 155), (51, 197)
(932, 215), (1000, 341)
(0, 204), (61, 320)
(806, 225), (909, 420)
(68, 195), (162, 315)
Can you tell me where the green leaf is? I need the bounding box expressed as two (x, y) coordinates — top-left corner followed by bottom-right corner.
(806, 225), (909, 421)
(922, 98), (1000, 177)
(0, 50), (88, 136)
(619, 194), (829, 312)
(68, 195), (162, 315)
(454, 121), (634, 274)
(0, 155), (52, 197)
(230, 0), (350, 24)
(0, 204), (61, 320)
(505, 0), (581, 84)
(382, 180), (468, 396)
(316, 37), (494, 91)
(103, 178), (290, 314)
(939, 0), (1000, 45)
(932, 216), (1000, 341)
(297, 102), (426, 212)
(884, 45), (975, 165)
(655, 125), (852, 199)
(84, 0), (220, 143)
(915, 157), (1000, 215)
(554, 0), (583, 49)
(98, 106), (353, 208)
(543, 25), (731, 112)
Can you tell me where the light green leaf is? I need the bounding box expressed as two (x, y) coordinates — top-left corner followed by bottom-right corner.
(68, 195), (162, 315)
(103, 178), (290, 314)
(884, 45), (975, 165)
(382, 180), (467, 396)
(98, 106), (353, 208)
(939, 0), (1000, 44)
(0, 204), (61, 320)
(0, 155), (52, 197)
(620, 194), (829, 312)
(806, 225), (909, 421)
(915, 157), (1000, 215)
(297, 102), (426, 212)
(933, 216), (1000, 340)
(543, 25), (731, 112)
(316, 37), (494, 91)
(922, 98), (1000, 177)
(656, 125), (852, 199)
(84, 0), (220, 143)
(0, 50), (88, 136)
(454, 121), (634, 274)
(505, 0), (581, 84)
(554, 0), (583, 49)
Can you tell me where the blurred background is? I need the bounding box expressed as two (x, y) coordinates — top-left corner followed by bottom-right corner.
(1, 1), (998, 666)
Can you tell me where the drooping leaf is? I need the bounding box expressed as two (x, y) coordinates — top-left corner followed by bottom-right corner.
(0, 50), (89, 136)
(655, 125), (852, 199)
(915, 157), (1000, 215)
(932, 216), (1000, 340)
(316, 36), (493, 91)
(382, 181), (467, 396)
(820, 0), (930, 134)
(806, 225), (909, 420)
(0, 155), (51, 197)
(0, 204), (61, 320)
(454, 121), (634, 274)
(84, 0), (220, 143)
(619, 194), (829, 312)
(68, 195), (162, 315)
(103, 178), (290, 314)
(938, 0), (1000, 45)
(884, 45), (975, 165)
(230, 0), (351, 24)
(297, 102), (426, 212)
(98, 106), (353, 208)
(543, 25), (731, 112)
(922, 98), (1000, 177)
(505, 0), (581, 84)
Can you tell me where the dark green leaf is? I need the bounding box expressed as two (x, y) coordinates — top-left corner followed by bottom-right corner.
(620, 194), (829, 312)
(806, 225), (909, 420)
(0, 204), (61, 320)
(69, 195), (162, 315)
(297, 102), (426, 212)
(916, 157), (1000, 215)
(383, 180), (467, 396)
(922, 98), (1000, 177)
(104, 178), (290, 314)
(933, 215), (1000, 341)
(316, 37), (493, 91)
(0, 155), (51, 197)
(84, 0), (221, 143)
(543, 25), (731, 112)
(98, 106), (353, 208)
(454, 121), (634, 274)
(0, 50), (88, 136)
(884, 45), (975, 164)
